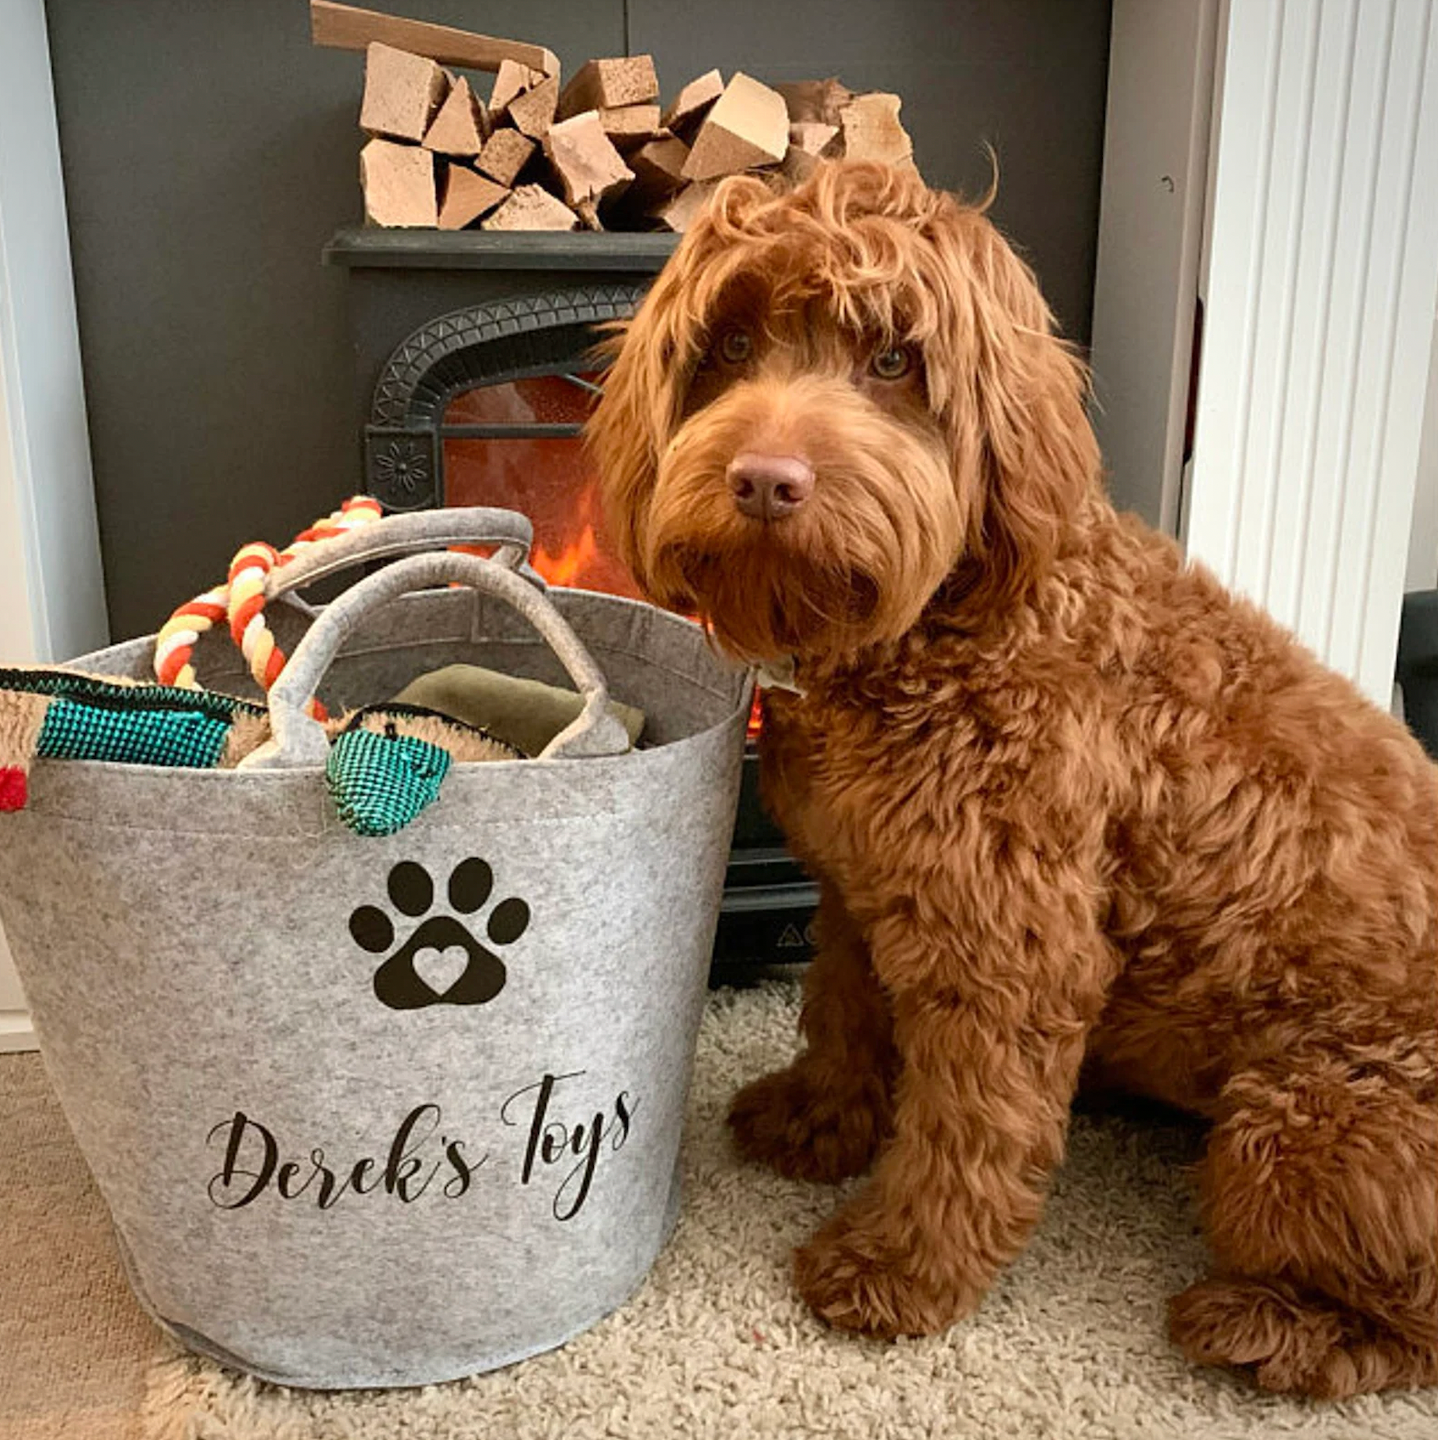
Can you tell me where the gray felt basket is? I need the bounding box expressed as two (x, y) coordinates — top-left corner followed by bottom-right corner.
(0, 507), (751, 1389)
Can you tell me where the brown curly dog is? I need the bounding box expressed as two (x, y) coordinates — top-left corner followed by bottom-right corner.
(587, 161), (1438, 1399)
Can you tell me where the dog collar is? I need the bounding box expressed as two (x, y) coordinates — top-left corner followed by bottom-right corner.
(754, 656), (807, 696)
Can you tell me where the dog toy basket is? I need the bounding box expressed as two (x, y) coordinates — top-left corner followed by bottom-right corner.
(0, 506), (751, 1389)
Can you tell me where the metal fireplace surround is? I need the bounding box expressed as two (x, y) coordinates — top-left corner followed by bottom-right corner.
(325, 226), (816, 979)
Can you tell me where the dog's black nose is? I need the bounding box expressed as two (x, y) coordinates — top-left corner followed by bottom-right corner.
(727, 453), (815, 521)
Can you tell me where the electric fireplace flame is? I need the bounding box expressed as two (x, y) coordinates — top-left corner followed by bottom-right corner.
(443, 374), (762, 740)
(442, 377), (642, 601)
(532, 483), (604, 590)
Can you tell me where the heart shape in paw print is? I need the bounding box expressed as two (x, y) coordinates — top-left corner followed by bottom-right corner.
(412, 943), (472, 998)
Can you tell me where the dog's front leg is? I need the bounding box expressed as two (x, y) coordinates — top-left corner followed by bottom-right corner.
(794, 901), (1115, 1338)
(728, 880), (898, 1181)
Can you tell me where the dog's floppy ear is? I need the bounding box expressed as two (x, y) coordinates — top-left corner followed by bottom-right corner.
(919, 197), (1100, 610)
(588, 178), (772, 591)
(586, 290), (677, 591)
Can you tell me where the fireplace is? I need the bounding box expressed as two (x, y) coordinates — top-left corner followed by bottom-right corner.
(325, 226), (817, 977)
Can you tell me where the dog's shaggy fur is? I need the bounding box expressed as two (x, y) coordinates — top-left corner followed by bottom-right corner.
(587, 162), (1438, 1399)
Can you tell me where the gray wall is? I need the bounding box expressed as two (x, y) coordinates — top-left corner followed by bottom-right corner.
(47, 0), (1110, 641)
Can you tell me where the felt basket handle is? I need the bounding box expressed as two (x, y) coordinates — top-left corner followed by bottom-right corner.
(155, 504), (543, 703)
(262, 506), (539, 601)
(239, 550), (631, 770)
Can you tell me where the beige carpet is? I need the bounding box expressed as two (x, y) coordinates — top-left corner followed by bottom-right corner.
(5, 983), (1437, 1439)
(0, 1048), (153, 1440)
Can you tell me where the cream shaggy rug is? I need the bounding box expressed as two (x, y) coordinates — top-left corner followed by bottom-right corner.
(6, 982), (1438, 1439)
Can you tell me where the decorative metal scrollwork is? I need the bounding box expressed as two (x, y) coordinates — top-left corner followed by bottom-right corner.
(364, 285), (648, 503)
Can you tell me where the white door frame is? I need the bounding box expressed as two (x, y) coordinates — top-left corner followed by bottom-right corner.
(0, 0), (109, 1051)
(1089, 0), (1221, 534)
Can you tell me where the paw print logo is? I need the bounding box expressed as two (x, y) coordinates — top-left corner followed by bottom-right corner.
(348, 859), (529, 1010)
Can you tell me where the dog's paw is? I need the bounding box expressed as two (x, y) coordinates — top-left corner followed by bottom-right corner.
(793, 1200), (968, 1338)
(1169, 1277), (1353, 1396)
(727, 1063), (886, 1182)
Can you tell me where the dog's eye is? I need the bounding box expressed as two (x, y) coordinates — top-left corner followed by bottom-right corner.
(715, 328), (753, 365)
(870, 345), (914, 381)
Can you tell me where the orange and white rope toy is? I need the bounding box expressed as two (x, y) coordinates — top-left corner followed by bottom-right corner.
(154, 496), (385, 719)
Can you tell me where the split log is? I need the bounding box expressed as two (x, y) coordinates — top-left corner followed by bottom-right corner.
(438, 166), (510, 229)
(779, 120), (841, 186)
(489, 58), (543, 120)
(661, 69), (724, 142)
(312, 0), (557, 76)
(359, 42), (448, 143)
(838, 93), (914, 167)
(682, 72), (788, 181)
(476, 127), (537, 186)
(776, 78), (855, 127)
(422, 74), (488, 156)
(628, 135), (690, 198)
(508, 73), (560, 140)
(653, 178), (721, 233)
(483, 183), (580, 231)
(360, 138), (437, 226)
(559, 56), (659, 120)
(544, 111), (633, 208)
(790, 121), (840, 156)
(598, 104), (665, 150)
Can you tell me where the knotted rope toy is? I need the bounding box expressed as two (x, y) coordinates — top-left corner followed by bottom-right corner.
(154, 495), (384, 717)
(148, 495), (526, 834)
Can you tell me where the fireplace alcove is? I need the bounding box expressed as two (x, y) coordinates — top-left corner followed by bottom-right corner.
(325, 227), (818, 978)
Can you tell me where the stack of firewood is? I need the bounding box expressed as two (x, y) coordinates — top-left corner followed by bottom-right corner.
(320, 3), (916, 234)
